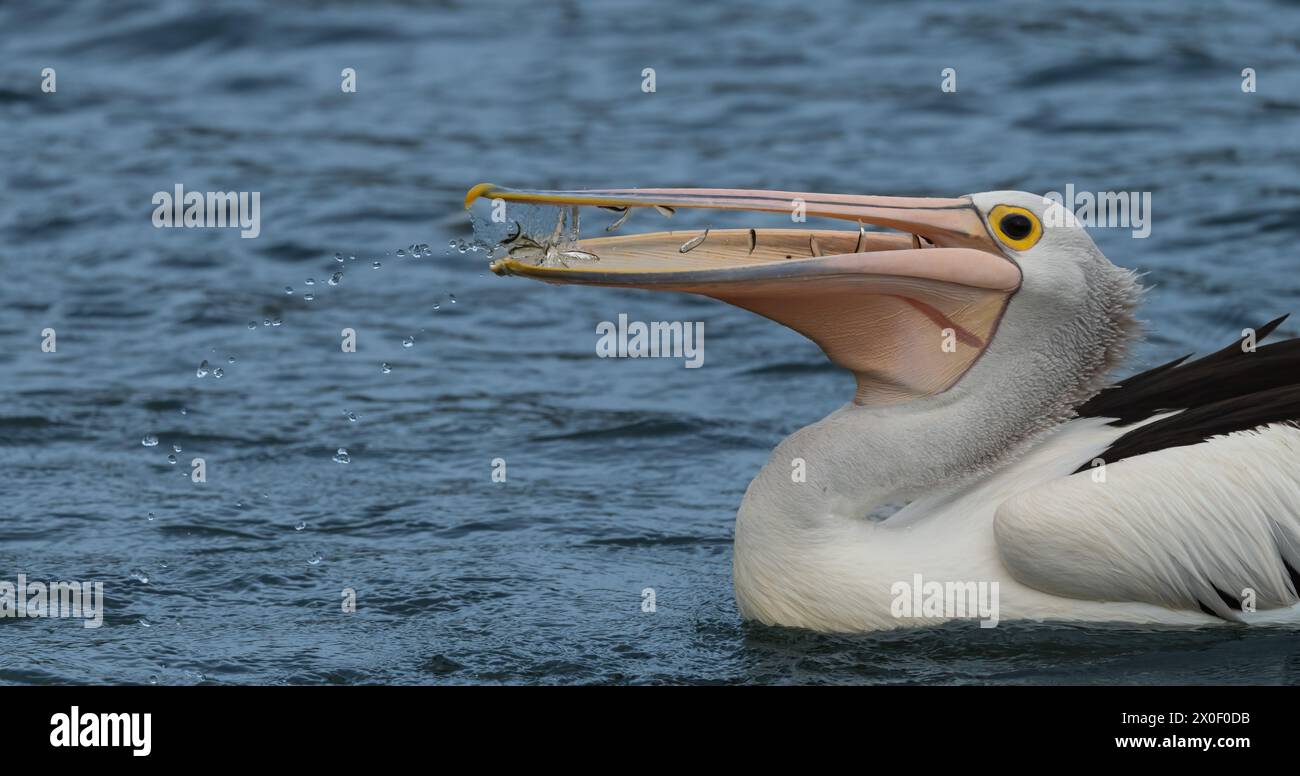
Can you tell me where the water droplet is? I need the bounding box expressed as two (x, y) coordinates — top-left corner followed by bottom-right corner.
(147, 511), (156, 521)
(345, 411), (358, 422)
(308, 552), (323, 566)
(304, 278), (315, 286)
(295, 521), (307, 531)
(263, 319), (271, 327)
(396, 249), (407, 257)
(335, 253), (344, 263)
(180, 407), (188, 415)
(381, 362), (392, 374)
(196, 360), (210, 378)
(227, 356), (235, 364)
(212, 367), (224, 379)
(333, 447), (351, 464)
(448, 239), (457, 249)
(371, 261), (382, 270)
(247, 321), (257, 330)
(167, 454), (177, 464)
(432, 303), (441, 311)
(402, 336), (414, 348)
(304, 293), (315, 301)
(284, 286), (294, 295)
(449, 294), (457, 304)
(272, 319), (282, 327)
(149, 675), (159, 685)
(129, 568), (150, 584)
(141, 435), (159, 447)
(328, 271), (343, 286)
(139, 618), (152, 627)
(172, 444), (182, 453)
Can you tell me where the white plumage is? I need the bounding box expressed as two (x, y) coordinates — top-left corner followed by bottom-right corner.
(996, 422), (1300, 623)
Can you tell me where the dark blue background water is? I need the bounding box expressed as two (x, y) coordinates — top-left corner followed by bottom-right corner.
(3, 0), (1300, 684)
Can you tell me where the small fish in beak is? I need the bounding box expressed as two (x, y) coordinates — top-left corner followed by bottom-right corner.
(502, 207), (600, 267)
(507, 237), (545, 261)
(555, 248), (600, 265)
(680, 228), (710, 254)
(601, 206), (631, 232)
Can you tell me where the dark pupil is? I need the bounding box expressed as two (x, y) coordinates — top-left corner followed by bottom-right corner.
(1001, 213), (1033, 240)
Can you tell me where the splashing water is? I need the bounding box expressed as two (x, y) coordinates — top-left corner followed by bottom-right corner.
(158, 240), (458, 591)
(467, 204), (581, 260)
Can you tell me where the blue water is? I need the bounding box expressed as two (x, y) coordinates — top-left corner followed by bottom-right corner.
(3, 0), (1300, 684)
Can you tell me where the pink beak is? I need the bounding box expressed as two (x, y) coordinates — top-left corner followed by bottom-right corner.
(466, 184), (1022, 404)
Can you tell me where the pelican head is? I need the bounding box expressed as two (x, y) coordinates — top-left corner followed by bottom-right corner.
(467, 184), (1141, 411)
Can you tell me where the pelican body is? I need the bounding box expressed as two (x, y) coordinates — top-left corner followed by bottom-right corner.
(467, 183), (1300, 632)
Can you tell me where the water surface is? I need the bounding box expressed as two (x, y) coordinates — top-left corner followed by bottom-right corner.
(2, 0), (1300, 684)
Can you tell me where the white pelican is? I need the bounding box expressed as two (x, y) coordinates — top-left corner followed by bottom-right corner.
(467, 183), (1300, 632)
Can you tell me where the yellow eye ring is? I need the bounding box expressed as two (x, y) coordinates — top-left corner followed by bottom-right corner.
(988, 205), (1042, 251)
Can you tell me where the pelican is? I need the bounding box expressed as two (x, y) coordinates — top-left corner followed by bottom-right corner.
(466, 183), (1300, 632)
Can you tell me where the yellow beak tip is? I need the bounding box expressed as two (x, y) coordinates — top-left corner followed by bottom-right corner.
(464, 182), (501, 209)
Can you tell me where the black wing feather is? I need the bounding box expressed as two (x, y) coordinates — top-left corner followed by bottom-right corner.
(1083, 385), (1300, 472)
(1076, 315), (1291, 425)
(1075, 316), (1300, 471)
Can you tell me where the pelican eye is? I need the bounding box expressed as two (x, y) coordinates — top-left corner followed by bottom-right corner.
(1001, 214), (1032, 239)
(988, 205), (1042, 251)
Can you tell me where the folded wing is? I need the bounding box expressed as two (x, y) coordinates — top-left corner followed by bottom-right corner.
(994, 423), (1300, 621)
